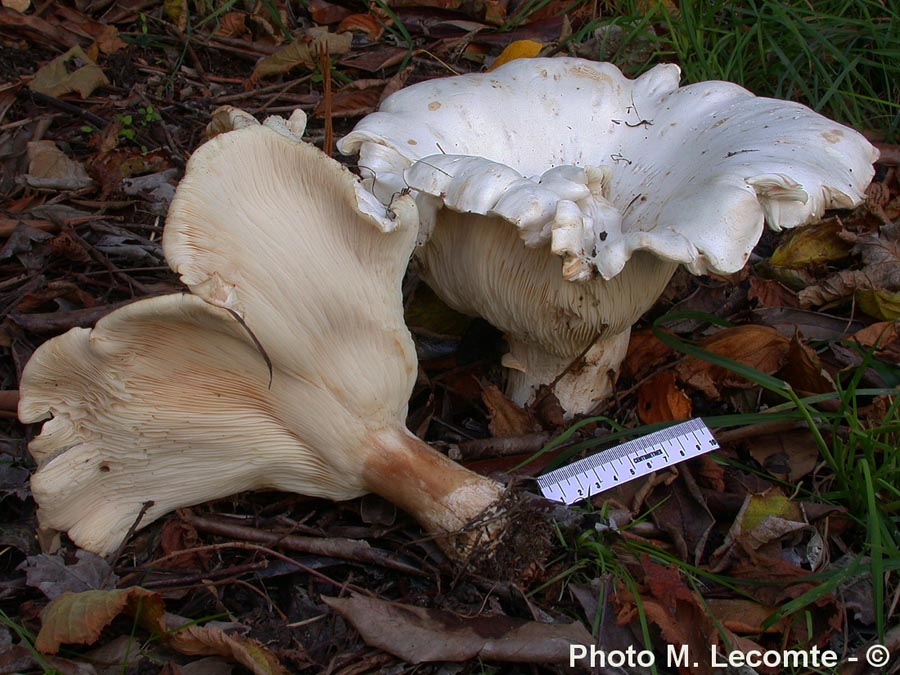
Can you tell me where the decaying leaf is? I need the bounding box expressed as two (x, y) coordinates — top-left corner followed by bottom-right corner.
(35, 587), (165, 654)
(19, 550), (117, 599)
(674, 325), (790, 398)
(744, 429), (820, 482)
(34, 587), (287, 674)
(337, 13), (384, 41)
(28, 45), (109, 99)
(706, 599), (784, 634)
(2, 0), (30, 12)
(251, 28), (352, 80)
(322, 592), (592, 664)
(622, 328), (672, 380)
(24, 140), (94, 191)
(770, 220), (852, 268)
(637, 370), (691, 424)
(482, 383), (540, 437)
(799, 222), (900, 317)
(780, 334), (834, 394)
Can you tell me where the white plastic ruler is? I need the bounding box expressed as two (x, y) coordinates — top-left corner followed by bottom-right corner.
(536, 418), (720, 505)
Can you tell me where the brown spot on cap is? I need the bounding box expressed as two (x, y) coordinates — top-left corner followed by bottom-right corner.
(822, 129), (843, 143)
(428, 101), (441, 111)
(407, 139), (417, 145)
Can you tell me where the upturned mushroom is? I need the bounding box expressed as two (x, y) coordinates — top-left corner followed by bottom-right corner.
(339, 57), (878, 416)
(18, 108), (507, 559)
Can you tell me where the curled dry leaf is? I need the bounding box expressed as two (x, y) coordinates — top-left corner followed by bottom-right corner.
(481, 383), (540, 437)
(622, 328), (673, 380)
(322, 592), (592, 664)
(214, 12), (248, 39)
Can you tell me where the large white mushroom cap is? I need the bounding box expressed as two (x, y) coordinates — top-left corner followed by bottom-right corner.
(19, 110), (504, 556)
(339, 57), (878, 414)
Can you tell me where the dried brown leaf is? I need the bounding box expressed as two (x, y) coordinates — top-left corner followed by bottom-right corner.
(165, 618), (288, 675)
(35, 587), (165, 654)
(745, 429), (820, 482)
(675, 325), (790, 398)
(28, 45), (108, 99)
(622, 328), (672, 380)
(323, 592), (592, 664)
(308, 0), (353, 24)
(481, 383), (540, 437)
(1, 0), (30, 11)
(337, 13), (384, 41)
(252, 29), (351, 81)
(637, 370), (692, 424)
(214, 12), (247, 39)
(706, 599), (783, 634)
(780, 334), (834, 394)
(25, 141), (93, 191)
(748, 276), (799, 308)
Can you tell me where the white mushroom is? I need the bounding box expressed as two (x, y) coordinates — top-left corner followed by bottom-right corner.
(339, 57), (878, 416)
(19, 109), (505, 559)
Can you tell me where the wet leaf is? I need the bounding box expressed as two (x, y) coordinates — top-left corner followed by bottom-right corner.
(323, 592), (592, 664)
(748, 276), (799, 308)
(637, 370), (692, 424)
(29, 45), (108, 99)
(487, 39), (542, 71)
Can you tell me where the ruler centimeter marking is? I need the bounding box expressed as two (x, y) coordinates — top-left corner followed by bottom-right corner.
(536, 418), (720, 505)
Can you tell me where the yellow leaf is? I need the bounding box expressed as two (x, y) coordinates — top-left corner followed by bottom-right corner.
(164, 0), (188, 32)
(770, 220), (851, 268)
(857, 289), (900, 320)
(488, 39), (543, 72)
(740, 489), (801, 533)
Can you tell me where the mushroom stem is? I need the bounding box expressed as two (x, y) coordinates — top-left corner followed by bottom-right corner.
(503, 330), (632, 417)
(363, 427), (505, 555)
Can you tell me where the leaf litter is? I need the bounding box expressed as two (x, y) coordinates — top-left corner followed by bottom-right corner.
(0, 0), (897, 673)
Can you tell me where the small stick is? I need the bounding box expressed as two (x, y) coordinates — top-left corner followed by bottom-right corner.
(319, 45), (334, 157)
(186, 513), (426, 577)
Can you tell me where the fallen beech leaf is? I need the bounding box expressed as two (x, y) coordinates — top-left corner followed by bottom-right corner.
(488, 39), (543, 71)
(748, 276), (799, 308)
(29, 45), (108, 99)
(164, 617), (288, 675)
(2, 0), (30, 12)
(337, 13), (384, 41)
(35, 587), (165, 654)
(622, 328), (672, 380)
(637, 370), (692, 424)
(707, 599), (783, 634)
(850, 321), (899, 350)
(745, 429), (820, 482)
(252, 28), (352, 80)
(35, 586), (287, 674)
(770, 220), (851, 267)
(315, 80), (383, 118)
(339, 45), (408, 73)
(214, 12), (247, 39)
(308, 0), (353, 24)
(25, 141), (94, 191)
(322, 593), (592, 664)
(481, 383), (540, 437)
(780, 334), (834, 394)
(674, 325), (790, 398)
